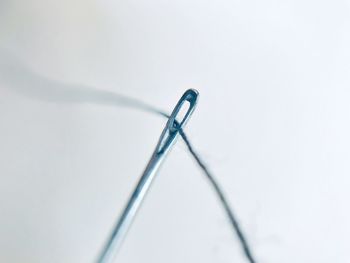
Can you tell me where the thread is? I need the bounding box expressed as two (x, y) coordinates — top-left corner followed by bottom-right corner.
(0, 53), (256, 262)
(179, 130), (256, 263)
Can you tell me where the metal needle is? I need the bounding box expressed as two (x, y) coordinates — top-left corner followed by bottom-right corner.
(97, 89), (199, 263)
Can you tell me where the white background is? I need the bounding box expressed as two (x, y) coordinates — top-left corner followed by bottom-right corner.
(1, 0), (350, 262)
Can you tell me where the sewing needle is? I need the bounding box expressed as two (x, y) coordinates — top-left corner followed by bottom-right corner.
(97, 89), (199, 263)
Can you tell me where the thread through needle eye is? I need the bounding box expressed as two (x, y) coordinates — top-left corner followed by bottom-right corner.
(97, 89), (199, 263)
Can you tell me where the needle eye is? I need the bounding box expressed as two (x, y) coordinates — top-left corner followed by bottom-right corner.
(156, 89), (198, 154)
(168, 89), (198, 133)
